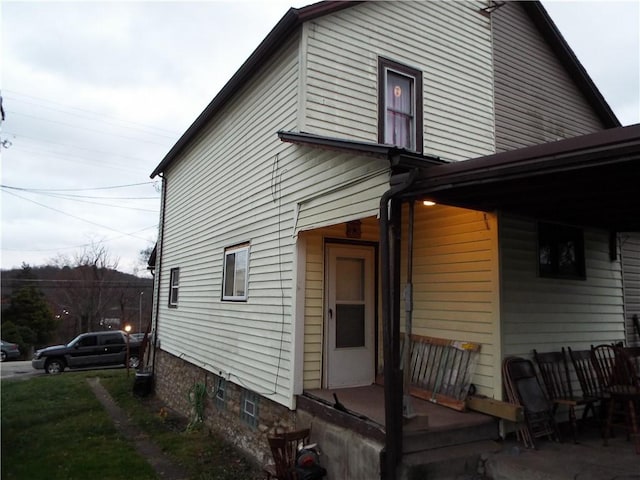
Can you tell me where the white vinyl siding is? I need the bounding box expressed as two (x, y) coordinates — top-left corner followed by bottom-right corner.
(402, 205), (501, 397)
(301, 218), (380, 390)
(501, 215), (625, 360)
(621, 233), (640, 346)
(492, 2), (606, 151)
(302, 1), (495, 161)
(156, 36), (300, 408)
(287, 147), (390, 234)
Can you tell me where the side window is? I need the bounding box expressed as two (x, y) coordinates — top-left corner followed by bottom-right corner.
(78, 336), (97, 347)
(101, 334), (124, 346)
(168, 268), (179, 307)
(378, 57), (423, 153)
(222, 244), (249, 301)
(538, 222), (586, 280)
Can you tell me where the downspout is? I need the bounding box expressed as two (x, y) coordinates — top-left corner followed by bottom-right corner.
(380, 169), (417, 480)
(402, 200), (415, 418)
(151, 173), (167, 377)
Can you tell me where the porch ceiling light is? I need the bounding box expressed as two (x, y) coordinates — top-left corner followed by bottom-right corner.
(422, 200), (436, 206)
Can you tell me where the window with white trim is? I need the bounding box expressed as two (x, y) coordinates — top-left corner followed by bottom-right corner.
(378, 57), (423, 152)
(168, 268), (179, 307)
(222, 244), (249, 301)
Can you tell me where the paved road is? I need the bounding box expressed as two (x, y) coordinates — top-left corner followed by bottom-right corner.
(0, 360), (41, 380)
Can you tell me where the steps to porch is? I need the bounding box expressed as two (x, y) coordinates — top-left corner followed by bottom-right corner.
(299, 385), (500, 480)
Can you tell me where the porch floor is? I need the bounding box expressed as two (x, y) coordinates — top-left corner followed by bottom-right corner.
(304, 384), (492, 432)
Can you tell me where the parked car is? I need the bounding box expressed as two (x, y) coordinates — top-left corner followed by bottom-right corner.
(1, 340), (21, 362)
(32, 331), (142, 374)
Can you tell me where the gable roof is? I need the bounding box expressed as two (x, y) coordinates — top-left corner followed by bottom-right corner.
(150, 1), (355, 178)
(400, 123), (640, 232)
(150, 0), (619, 178)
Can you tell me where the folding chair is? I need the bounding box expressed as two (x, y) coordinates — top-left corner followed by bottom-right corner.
(503, 356), (559, 448)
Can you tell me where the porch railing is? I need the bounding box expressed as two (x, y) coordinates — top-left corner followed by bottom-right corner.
(400, 333), (481, 411)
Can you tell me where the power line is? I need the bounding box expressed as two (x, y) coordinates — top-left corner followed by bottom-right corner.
(2, 183), (158, 199)
(16, 191), (159, 213)
(5, 145), (152, 176)
(1, 225), (157, 253)
(3, 90), (181, 137)
(8, 111), (172, 147)
(4, 130), (162, 165)
(2, 189), (154, 241)
(1, 182), (156, 192)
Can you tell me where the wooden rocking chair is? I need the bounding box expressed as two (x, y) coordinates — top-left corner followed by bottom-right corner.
(264, 428), (311, 480)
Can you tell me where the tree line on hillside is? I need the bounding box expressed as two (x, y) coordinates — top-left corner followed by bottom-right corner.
(1, 245), (153, 357)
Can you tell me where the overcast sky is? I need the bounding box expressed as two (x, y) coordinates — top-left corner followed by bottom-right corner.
(1, 1), (639, 276)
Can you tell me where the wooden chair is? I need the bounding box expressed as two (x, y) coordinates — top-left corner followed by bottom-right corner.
(603, 347), (640, 454)
(622, 346), (640, 379)
(568, 347), (604, 400)
(533, 348), (599, 443)
(264, 428), (311, 480)
(568, 347), (608, 418)
(503, 356), (559, 448)
(590, 344), (618, 392)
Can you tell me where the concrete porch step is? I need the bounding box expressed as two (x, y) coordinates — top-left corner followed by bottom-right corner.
(403, 418), (500, 453)
(399, 439), (502, 480)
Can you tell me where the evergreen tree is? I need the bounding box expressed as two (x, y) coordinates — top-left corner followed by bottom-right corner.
(2, 265), (58, 347)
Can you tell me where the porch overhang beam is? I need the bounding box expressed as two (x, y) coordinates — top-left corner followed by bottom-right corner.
(278, 131), (445, 167)
(394, 124), (640, 233)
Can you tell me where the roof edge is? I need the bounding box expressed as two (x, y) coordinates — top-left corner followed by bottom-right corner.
(150, 1), (358, 178)
(523, 2), (621, 129)
(412, 123), (640, 190)
(278, 130), (445, 166)
(151, 0), (622, 179)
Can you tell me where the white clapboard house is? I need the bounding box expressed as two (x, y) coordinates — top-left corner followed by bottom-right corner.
(148, 1), (640, 478)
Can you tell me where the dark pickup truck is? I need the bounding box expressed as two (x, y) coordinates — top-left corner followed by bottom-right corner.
(32, 330), (142, 374)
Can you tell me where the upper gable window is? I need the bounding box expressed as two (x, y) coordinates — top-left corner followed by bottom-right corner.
(222, 244), (249, 301)
(378, 57), (423, 153)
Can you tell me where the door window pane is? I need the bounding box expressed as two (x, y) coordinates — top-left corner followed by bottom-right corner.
(336, 304), (365, 348)
(336, 258), (364, 301)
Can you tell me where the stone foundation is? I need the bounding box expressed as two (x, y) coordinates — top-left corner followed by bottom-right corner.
(153, 348), (298, 464)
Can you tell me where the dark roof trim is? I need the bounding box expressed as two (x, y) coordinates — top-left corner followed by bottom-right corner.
(147, 243), (157, 270)
(408, 123), (640, 193)
(522, 2), (620, 128)
(277, 130), (445, 168)
(150, 1), (357, 178)
(150, 1), (620, 178)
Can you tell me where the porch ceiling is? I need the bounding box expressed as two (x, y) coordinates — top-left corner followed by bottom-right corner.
(402, 124), (640, 232)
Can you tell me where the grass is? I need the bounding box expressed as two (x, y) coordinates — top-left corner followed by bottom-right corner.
(1, 370), (263, 480)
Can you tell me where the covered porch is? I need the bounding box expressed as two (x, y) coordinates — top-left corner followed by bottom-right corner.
(286, 125), (640, 478)
(295, 383), (640, 479)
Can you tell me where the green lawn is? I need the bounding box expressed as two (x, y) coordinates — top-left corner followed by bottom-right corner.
(1, 370), (262, 480)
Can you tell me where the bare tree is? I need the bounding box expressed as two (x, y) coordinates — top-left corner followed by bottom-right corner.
(49, 242), (123, 335)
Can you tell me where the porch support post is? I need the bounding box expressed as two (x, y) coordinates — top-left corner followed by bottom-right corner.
(380, 169), (415, 480)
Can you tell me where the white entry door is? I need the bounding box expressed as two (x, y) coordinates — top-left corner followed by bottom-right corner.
(325, 244), (375, 388)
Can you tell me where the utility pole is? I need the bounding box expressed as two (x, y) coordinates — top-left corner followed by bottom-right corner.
(139, 291), (144, 332)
